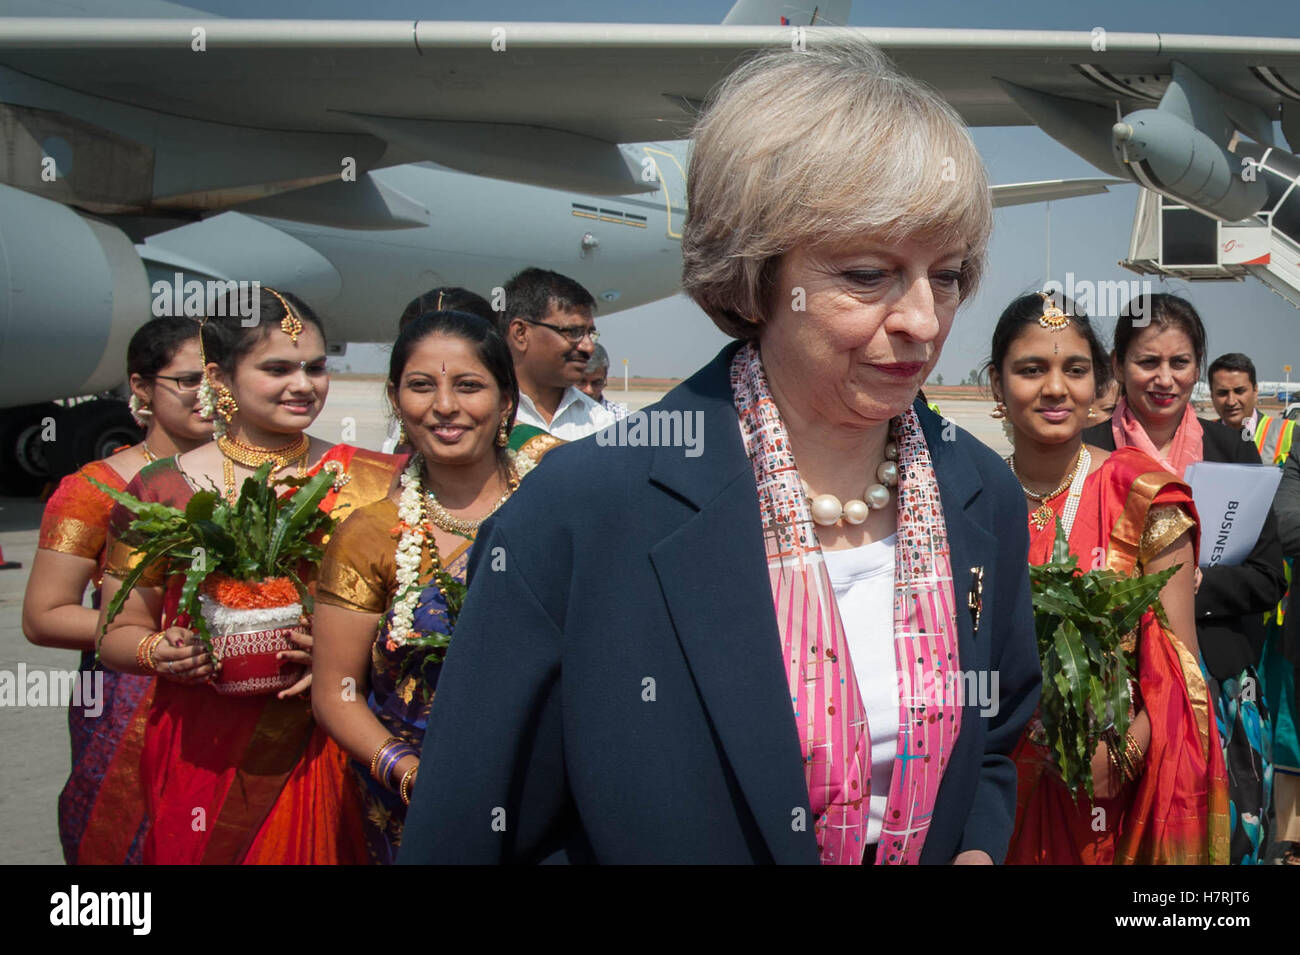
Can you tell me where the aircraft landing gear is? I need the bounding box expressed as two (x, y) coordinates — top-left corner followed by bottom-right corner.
(0, 403), (60, 496)
(0, 400), (142, 496)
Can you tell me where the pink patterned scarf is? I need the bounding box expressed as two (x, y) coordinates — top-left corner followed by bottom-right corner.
(1111, 395), (1204, 478)
(731, 343), (962, 865)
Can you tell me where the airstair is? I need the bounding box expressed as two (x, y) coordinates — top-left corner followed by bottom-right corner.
(1121, 146), (1300, 310)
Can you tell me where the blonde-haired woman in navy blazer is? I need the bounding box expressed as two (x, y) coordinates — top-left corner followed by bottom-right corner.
(399, 42), (1041, 865)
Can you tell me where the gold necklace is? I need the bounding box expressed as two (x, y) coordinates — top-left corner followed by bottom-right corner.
(217, 433), (310, 469)
(424, 474), (520, 538)
(1008, 447), (1083, 532)
(139, 442), (158, 463)
(218, 433), (310, 500)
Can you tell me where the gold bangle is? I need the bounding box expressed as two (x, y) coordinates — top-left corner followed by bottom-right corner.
(370, 736), (401, 783)
(399, 764), (418, 807)
(146, 631), (167, 673)
(135, 630), (165, 673)
(1104, 738), (1123, 785)
(1107, 729), (1140, 785)
(1122, 733), (1145, 782)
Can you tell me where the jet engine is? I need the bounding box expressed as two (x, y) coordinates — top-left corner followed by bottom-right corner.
(0, 183), (148, 492)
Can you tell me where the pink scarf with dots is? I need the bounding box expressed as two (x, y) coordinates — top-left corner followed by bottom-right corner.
(731, 343), (962, 865)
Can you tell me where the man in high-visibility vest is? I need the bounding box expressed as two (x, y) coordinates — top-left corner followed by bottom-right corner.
(1214, 352), (1300, 862)
(1209, 352), (1296, 466)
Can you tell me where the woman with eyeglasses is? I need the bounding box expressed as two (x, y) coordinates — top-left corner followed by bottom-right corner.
(93, 290), (401, 864)
(22, 316), (213, 864)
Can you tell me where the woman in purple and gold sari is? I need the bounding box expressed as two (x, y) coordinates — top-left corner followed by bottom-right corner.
(313, 310), (560, 863)
(95, 291), (399, 864)
(22, 316), (212, 864)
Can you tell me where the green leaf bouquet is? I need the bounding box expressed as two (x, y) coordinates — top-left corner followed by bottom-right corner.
(1028, 520), (1178, 800)
(91, 462), (339, 657)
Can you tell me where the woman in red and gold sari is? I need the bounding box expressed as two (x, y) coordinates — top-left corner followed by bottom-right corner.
(23, 316), (212, 864)
(988, 292), (1229, 864)
(95, 290), (399, 864)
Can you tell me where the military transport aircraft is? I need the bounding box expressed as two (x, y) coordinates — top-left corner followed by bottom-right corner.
(3, 0), (1297, 490)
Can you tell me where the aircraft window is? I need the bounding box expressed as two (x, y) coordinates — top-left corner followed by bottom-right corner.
(1274, 188), (1300, 243)
(1260, 169), (1292, 213)
(626, 213), (647, 222)
(572, 203), (597, 212)
(1263, 149), (1300, 180)
(599, 208), (623, 216)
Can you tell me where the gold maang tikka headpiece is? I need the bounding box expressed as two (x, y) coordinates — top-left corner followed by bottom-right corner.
(1037, 291), (1071, 331)
(265, 287), (303, 344)
(436, 290), (445, 311)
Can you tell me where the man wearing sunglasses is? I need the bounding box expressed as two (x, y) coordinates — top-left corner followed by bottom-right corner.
(502, 267), (615, 440)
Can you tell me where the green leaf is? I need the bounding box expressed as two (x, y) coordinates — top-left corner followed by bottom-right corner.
(267, 469), (337, 570)
(1104, 565), (1180, 635)
(185, 491), (218, 524)
(1029, 526), (1174, 800)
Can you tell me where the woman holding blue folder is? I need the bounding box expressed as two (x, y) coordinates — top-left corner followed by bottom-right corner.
(1083, 293), (1286, 864)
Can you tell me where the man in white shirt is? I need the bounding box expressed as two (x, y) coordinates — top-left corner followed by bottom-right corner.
(578, 344), (630, 421)
(501, 268), (614, 441)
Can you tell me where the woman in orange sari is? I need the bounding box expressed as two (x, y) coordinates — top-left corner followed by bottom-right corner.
(23, 316), (213, 864)
(988, 292), (1229, 864)
(95, 290), (398, 864)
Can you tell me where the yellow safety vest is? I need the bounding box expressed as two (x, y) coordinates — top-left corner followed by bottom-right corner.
(1255, 413), (1296, 626)
(1253, 412), (1296, 467)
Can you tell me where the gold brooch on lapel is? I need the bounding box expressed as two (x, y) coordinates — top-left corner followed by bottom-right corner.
(967, 566), (984, 631)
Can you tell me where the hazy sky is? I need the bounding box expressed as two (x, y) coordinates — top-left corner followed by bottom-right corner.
(186, 0), (1300, 385)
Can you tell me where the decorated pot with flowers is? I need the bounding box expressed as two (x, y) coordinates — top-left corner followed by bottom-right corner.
(94, 462), (340, 695)
(199, 574), (304, 696)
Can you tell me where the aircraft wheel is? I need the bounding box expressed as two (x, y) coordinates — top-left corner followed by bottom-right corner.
(45, 400), (143, 482)
(0, 403), (61, 496)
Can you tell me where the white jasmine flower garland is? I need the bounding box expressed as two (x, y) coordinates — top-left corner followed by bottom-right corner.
(388, 449), (523, 649)
(388, 453), (428, 649)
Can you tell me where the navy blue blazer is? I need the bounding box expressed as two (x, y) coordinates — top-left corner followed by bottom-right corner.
(399, 344), (1041, 864)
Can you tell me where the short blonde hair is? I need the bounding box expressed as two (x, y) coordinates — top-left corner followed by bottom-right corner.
(682, 42), (993, 339)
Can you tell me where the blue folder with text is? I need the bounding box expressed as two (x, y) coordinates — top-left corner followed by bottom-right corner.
(1184, 461), (1282, 568)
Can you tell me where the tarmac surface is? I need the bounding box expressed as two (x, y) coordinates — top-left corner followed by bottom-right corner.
(0, 379), (1008, 864)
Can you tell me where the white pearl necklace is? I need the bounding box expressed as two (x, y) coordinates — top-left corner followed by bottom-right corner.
(801, 440), (900, 527)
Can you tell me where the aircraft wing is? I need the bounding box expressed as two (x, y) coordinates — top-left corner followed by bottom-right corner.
(3, 21), (1300, 140)
(990, 177), (1129, 208)
(3, 20), (1300, 199)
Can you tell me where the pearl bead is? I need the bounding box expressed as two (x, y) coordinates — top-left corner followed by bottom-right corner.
(884, 442), (899, 461)
(865, 484), (891, 510)
(842, 498), (870, 525)
(877, 460), (899, 487)
(810, 494), (843, 526)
